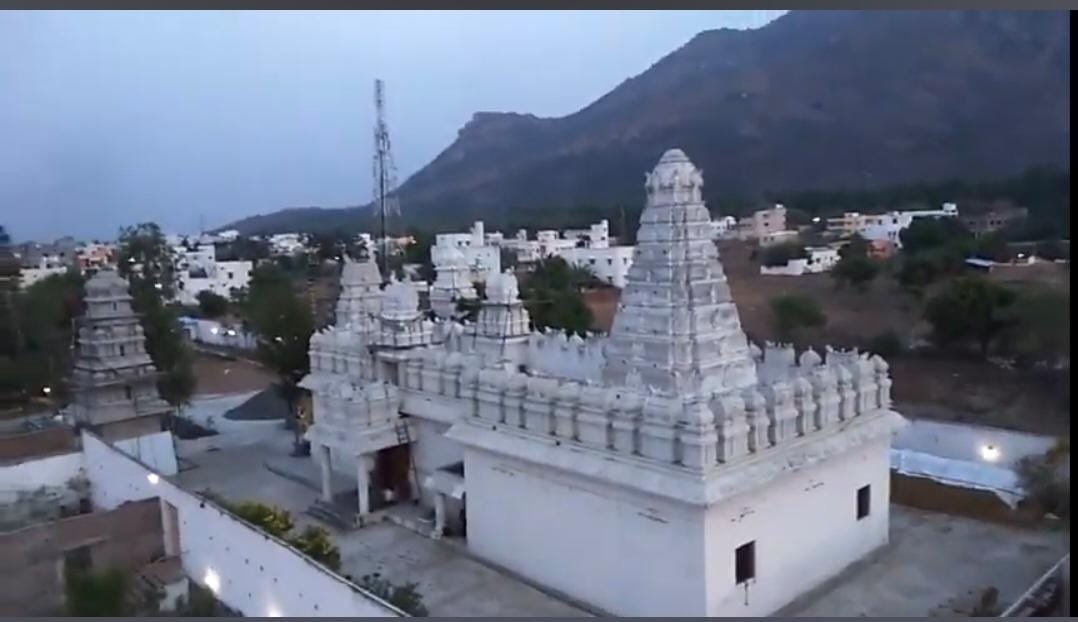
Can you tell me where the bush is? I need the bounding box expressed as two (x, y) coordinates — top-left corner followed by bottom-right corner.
(231, 501), (295, 538)
(64, 567), (130, 616)
(866, 329), (904, 358)
(769, 294), (826, 342)
(1015, 440), (1070, 519)
(288, 525), (341, 571)
(358, 573), (429, 616)
(196, 290), (229, 318)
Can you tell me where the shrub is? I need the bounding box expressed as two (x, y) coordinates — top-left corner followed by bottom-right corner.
(358, 573), (429, 616)
(769, 294), (826, 342)
(866, 329), (904, 358)
(231, 501), (295, 538)
(760, 242), (808, 267)
(288, 525), (341, 571)
(64, 567), (130, 616)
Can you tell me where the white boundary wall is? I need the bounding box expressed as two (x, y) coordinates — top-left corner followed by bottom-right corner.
(0, 451), (84, 496)
(81, 432), (401, 618)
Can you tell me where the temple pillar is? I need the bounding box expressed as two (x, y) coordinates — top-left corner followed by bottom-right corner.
(433, 492), (447, 539)
(320, 444), (333, 503)
(357, 454), (373, 517)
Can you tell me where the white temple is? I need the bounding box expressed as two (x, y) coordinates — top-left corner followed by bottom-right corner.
(301, 149), (905, 616)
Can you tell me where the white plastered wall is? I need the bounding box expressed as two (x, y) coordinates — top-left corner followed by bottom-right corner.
(704, 436), (891, 616)
(81, 432), (401, 617)
(463, 447), (708, 616)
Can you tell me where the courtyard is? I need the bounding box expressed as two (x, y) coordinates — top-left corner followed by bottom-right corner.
(171, 422), (1068, 618)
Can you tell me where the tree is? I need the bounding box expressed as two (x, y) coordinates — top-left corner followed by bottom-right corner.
(64, 567), (130, 615)
(832, 236), (879, 290)
(769, 294), (826, 342)
(924, 276), (1017, 357)
(970, 232), (1014, 263)
(2, 271), (83, 403)
(999, 287), (1070, 368)
(117, 223), (196, 408)
(759, 242), (808, 267)
(196, 291), (229, 318)
(898, 217), (971, 255)
(520, 257), (594, 336)
(239, 263), (313, 437)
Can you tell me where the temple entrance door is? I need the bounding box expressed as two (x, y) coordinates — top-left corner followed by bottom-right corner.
(373, 444), (413, 509)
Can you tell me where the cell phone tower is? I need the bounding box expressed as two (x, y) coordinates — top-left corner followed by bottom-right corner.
(372, 78), (400, 283)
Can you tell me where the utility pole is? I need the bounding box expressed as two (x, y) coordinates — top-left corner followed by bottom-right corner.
(372, 79), (400, 284)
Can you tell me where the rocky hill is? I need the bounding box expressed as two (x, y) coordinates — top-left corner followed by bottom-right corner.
(224, 10), (1070, 235)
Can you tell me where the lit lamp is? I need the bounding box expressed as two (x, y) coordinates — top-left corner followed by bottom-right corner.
(146, 473), (160, 485)
(980, 444), (1001, 462)
(203, 568), (221, 595)
(42, 386), (52, 396)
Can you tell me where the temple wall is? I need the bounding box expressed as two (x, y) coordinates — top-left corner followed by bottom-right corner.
(703, 436), (891, 616)
(463, 446), (708, 616)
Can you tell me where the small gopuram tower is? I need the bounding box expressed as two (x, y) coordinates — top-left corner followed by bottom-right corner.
(335, 254), (383, 333)
(70, 270), (170, 441)
(448, 149), (904, 617)
(472, 270), (530, 365)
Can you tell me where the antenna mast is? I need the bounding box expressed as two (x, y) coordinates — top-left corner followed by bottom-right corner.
(372, 78), (400, 284)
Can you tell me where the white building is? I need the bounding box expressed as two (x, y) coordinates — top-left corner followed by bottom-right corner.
(830, 203), (959, 247)
(711, 215), (737, 238)
(555, 245), (635, 287)
(268, 233), (308, 256)
(173, 243), (252, 305)
(734, 204), (788, 241)
(760, 246), (841, 276)
(431, 221), (501, 284)
(18, 255), (68, 289)
(301, 149), (904, 617)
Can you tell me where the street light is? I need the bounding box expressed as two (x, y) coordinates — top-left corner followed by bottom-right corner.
(42, 386), (52, 396)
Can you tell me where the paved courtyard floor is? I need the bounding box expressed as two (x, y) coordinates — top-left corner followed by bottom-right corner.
(172, 423), (1068, 617)
(787, 506), (1069, 617)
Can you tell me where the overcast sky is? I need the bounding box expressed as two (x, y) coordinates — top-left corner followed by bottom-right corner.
(1, 10), (785, 242)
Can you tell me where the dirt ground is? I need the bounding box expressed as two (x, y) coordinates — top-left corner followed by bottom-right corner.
(192, 352), (276, 397)
(582, 241), (1071, 435)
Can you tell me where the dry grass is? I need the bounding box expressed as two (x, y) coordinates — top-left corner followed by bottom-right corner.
(581, 240), (1070, 435)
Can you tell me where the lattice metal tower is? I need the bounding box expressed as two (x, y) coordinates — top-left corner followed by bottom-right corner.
(372, 78), (400, 283)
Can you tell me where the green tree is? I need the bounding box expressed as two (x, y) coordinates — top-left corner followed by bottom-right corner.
(898, 217), (971, 255)
(769, 294), (826, 342)
(520, 257), (594, 336)
(239, 263), (313, 432)
(196, 291), (229, 318)
(1000, 287), (1070, 368)
(924, 276), (1017, 357)
(64, 567), (130, 616)
(832, 234), (879, 289)
(117, 223), (196, 408)
(3, 271), (83, 402)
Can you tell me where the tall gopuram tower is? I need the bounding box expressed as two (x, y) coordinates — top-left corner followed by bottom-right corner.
(70, 270), (171, 441)
(446, 149), (905, 616)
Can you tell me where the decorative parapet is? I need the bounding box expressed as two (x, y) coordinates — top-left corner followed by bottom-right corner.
(400, 341), (896, 474)
(524, 328), (606, 382)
